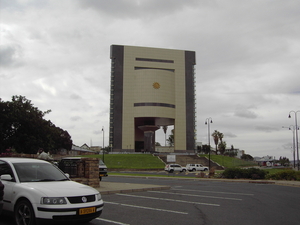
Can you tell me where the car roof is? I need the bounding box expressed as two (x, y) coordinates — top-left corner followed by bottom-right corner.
(0, 157), (49, 163)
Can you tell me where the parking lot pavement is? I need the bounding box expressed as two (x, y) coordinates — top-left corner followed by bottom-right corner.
(97, 175), (300, 195)
(96, 177), (300, 225)
(97, 181), (171, 194)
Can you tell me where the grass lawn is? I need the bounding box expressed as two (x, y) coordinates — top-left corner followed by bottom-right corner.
(261, 167), (294, 175)
(83, 154), (165, 170)
(199, 154), (258, 168)
(81, 154), (297, 180)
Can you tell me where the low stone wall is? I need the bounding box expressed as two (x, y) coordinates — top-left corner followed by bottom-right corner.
(75, 158), (100, 188)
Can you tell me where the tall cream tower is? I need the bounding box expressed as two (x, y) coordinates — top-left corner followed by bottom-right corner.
(109, 45), (196, 153)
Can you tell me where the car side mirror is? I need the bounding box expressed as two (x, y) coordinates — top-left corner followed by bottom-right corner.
(65, 173), (70, 178)
(1, 174), (13, 181)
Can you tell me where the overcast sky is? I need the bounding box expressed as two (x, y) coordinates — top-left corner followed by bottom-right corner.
(1, 0), (300, 160)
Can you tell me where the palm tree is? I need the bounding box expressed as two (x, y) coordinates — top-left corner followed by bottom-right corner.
(211, 130), (219, 155)
(218, 132), (224, 143)
(218, 132), (224, 155)
(167, 129), (174, 146)
(218, 141), (227, 155)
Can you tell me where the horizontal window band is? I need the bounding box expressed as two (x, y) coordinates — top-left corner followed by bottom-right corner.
(136, 58), (174, 63)
(135, 67), (174, 72)
(134, 103), (175, 108)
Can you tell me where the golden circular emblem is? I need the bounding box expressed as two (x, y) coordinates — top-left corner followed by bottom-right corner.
(153, 82), (160, 89)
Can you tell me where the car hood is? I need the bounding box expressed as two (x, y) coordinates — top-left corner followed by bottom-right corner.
(21, 181), (98, 197)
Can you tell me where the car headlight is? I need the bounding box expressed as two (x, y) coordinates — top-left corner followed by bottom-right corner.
(96, 193), (102, 201)
(41, 197), (67, 205)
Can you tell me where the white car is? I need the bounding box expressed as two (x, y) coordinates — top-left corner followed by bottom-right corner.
(0, 157), (104, 225)
(186, 163), (209, 172)
(164, 164), (186, 173)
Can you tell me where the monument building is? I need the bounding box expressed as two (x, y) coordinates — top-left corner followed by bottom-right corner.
(109, 45), (196, 153)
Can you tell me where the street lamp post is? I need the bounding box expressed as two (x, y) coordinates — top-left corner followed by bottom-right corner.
(289, 111), (300, 170)
(282, 125), (297, 168)
(102, 127), (105, 163)
(205, 118), (213, 175)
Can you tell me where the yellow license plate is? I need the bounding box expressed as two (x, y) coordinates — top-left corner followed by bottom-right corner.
(79, 207), (96, 215)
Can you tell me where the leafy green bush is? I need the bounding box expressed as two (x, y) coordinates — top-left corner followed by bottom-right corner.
(266, 170), (300, 181)
(222, 168), (268, 179)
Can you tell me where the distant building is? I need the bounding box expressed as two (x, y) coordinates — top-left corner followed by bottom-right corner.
(90, 146), (101, 153)
(224, 148), (245, 158)
(254, 155), (275, 166)
(68, 144), (94, 156)
(80, 143), (90, 150)
(109, 45), (196, 153)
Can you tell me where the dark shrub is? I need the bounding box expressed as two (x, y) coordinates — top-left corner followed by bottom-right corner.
(246, 168), (268, 179)
(222, 168), (243, 179)
(266, 170), (300, 181)
(222, 168), (268, 179)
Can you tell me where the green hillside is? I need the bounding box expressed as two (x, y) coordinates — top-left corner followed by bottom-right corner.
(85, 154), (165, 169)
(84, 154), (257, 170)
(201, 154), (257, 168)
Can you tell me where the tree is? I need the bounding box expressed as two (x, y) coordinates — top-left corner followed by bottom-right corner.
(200, 144), (210, 154)
(217, 132), (225, 155)
(211, 130), (219, 155)
(218, 141), (227, 155)
(0, 96), (72, 154)
(278, 156), (289, 166)
(241, 154), (253, 161)
(167, 129), (174, 146)
(218, 132), (224, 143)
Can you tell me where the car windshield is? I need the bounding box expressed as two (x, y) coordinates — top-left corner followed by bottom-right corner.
(13, 162), (69, 182)
(99, 160), (105, 165)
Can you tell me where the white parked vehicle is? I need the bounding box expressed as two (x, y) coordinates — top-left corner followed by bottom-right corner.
(186, 163), (209, 172)
(0, 157), (104, 225)
(164, 164), (186, 173)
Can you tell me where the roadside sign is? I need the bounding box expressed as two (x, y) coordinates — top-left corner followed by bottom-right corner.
(167, 155), (176, 163)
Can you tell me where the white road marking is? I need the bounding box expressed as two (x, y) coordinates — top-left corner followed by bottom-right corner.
(105, 201), (188, 215)
(172, 188), (254, 196)
(96, 217), (130, 225)
(149, 190), (242, 201)
(116, 193), (220, 207)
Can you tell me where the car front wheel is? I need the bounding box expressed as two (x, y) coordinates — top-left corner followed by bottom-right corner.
(15, 200), (36, 225)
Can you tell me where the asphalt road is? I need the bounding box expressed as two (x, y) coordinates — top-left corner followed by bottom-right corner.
(1, 176), (300, 225)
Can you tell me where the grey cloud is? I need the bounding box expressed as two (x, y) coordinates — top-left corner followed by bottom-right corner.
(224, 132), (237, 138)
(70, 116), (82, 121)
(255, 126), (280, 133)
(234, 105), (258, 119)
(0, 0), (49, 11)
(93, 130), (102, 135)
(70, 94), (82, 100)
(0, 45), (22, 67)
(77, 0), (200, 18)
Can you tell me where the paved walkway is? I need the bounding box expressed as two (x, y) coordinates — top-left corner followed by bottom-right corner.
(96, 176), (300, 195)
